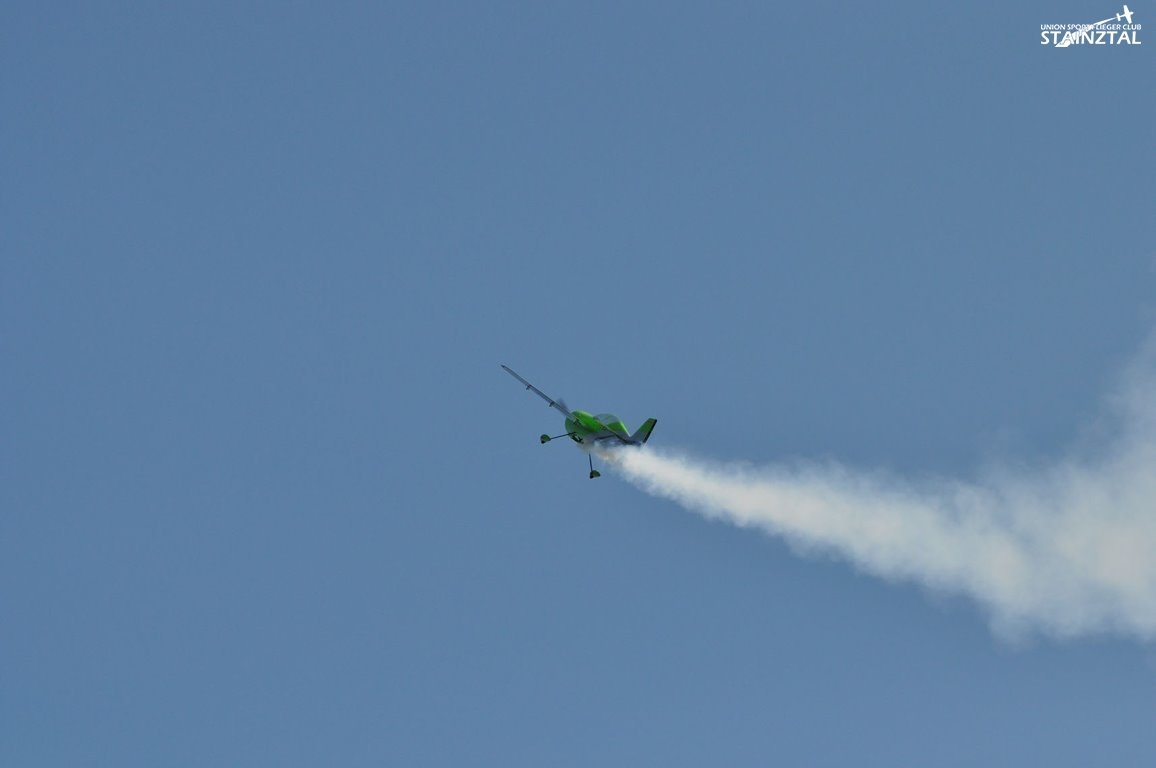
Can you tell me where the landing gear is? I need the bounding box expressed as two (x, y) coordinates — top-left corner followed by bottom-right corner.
(540, 431), (600, 479)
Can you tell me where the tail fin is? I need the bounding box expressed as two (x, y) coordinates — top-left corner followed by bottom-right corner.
(630, 418), (657, 445)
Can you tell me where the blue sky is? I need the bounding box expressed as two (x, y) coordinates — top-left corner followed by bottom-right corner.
(3, 1), (1155, 765)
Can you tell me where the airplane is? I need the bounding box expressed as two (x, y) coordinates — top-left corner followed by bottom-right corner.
(1082, 4), (1134, 30)
(1056, 4), (1135, 46)
(501, 364), (657, 479)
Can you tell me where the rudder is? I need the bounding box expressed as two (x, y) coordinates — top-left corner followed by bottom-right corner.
(630, 418), (657, 444)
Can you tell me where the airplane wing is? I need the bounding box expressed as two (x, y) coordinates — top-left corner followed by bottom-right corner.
(501, 365), (571, 416)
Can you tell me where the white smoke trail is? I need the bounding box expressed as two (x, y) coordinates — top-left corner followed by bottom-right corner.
(598, 339), (1156, 641)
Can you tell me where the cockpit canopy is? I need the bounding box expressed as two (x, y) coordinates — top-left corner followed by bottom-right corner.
(595, 413), (628, 433)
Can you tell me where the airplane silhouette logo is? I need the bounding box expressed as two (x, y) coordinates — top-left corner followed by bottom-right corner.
(1055, 4), (1135, 47)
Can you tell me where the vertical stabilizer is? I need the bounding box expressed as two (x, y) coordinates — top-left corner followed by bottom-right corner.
(630, 418), (657, 445)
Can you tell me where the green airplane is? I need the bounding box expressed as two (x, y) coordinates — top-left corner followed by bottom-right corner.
(502, 364), (658, 479)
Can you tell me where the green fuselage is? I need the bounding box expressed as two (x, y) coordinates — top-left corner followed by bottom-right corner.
(501, 364), (657, 454)
(564, 410), (630, 444)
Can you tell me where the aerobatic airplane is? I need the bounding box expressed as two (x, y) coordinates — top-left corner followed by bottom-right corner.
(501, 364), (657, 478)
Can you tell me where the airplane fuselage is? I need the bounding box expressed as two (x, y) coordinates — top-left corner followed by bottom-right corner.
(501, 364), (657, 476)
(564, 410), (631, 444)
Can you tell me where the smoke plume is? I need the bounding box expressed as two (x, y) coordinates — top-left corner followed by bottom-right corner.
(598, 339), (1156, 641)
